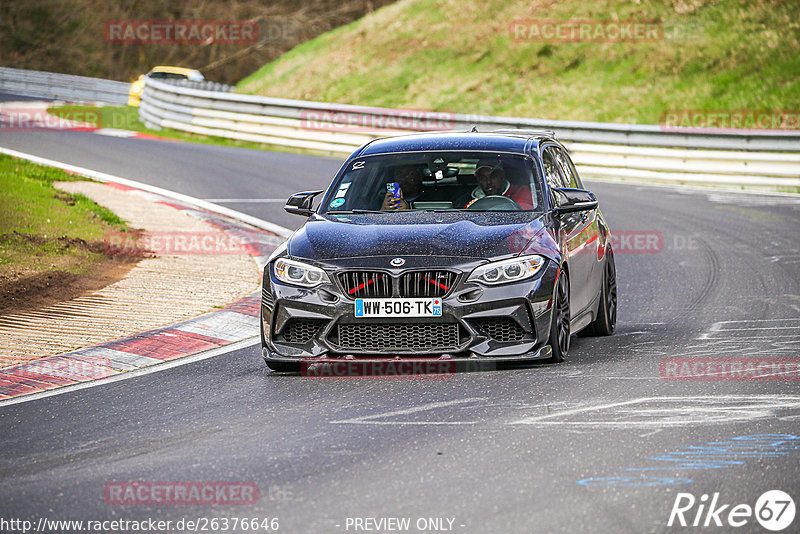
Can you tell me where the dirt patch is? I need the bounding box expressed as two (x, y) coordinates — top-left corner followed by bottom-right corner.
(0, 231), (144, 316)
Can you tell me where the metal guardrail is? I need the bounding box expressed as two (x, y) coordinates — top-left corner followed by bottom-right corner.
(0, 67), (130, 105)
(140, 77), (800, 188)
(167, 79), (235, 93)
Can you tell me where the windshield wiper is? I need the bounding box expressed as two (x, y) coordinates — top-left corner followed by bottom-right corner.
(329, 209), (385, 214)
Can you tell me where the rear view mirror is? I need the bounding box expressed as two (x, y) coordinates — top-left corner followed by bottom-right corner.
(552, 188), (598, 213)
(285, 190), (323, 216)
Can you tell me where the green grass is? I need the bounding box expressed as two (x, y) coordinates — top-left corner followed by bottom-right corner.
(71, 193), (126, 227)
(0, 155), (130, 278)
(236, 0), (800, 125)
(47, 105), (336, 157)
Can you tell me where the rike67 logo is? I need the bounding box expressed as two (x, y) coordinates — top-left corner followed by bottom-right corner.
(668, 490), (795, 531)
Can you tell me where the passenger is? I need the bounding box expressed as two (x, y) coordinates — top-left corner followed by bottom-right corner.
(464, 165), (533, 209)
(381, 165), (428, 210)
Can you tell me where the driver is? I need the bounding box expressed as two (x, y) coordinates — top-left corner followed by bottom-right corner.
(464, 165), (533, 209)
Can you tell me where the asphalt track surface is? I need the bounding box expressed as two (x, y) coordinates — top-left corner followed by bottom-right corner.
(2, 113), (800, 533)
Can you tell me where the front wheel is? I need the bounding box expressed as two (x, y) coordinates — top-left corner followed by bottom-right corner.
(548, 269), (570, 362)
(584, 248), (617, 336)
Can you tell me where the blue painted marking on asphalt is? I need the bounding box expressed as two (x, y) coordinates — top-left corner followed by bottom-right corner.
(577, 476), (692, 487)
(578, 434), (800, 486)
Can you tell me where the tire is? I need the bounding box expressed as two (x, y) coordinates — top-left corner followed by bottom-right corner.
(548, 269), (571, 363)
(585, 248), (617, 336)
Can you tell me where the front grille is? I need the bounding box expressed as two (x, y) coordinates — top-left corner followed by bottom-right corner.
(338, 271), (392, 298)
(472, 318), (527, 342)
(277, 319), (326, 343)
(400, 270), (456, 297)
(333, 323), (461, 352)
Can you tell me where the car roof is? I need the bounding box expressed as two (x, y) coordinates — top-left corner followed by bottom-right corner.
(356, 131), (556, 157)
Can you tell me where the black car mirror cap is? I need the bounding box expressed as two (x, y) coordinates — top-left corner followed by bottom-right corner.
(552, 187), (598, 213)
(285, 190), (324, 216)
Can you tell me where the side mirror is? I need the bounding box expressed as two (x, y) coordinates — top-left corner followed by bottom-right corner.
(285, 190), (323, 216)
(552, 188), (598, 213)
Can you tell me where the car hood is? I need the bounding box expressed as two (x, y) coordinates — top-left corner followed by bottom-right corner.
(287, 212), (549, 261)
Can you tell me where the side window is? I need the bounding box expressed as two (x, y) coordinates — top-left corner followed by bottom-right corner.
(542, 148), (568, 189)
(552, 147), (581, 189)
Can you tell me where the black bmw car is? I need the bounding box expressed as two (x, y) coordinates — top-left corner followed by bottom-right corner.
(260, 130), (617, 372)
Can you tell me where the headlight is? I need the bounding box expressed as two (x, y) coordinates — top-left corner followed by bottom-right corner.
(467, 255), (545, 286)
(273, 257), (329, 288)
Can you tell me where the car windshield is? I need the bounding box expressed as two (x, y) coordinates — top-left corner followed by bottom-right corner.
(322, 151), (544, 214)
(148, 71), (188, 80)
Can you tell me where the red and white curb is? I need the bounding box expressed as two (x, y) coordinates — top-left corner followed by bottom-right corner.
(0, 149), (292, 405)
(0, 293), (261, 401)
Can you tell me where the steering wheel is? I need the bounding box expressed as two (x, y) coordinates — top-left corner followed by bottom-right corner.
(465, 195), (522, 211)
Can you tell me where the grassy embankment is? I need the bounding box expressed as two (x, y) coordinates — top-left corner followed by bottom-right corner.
(238, 0), (799, 125)
(54, 1), (800, 149)
(0, 155), (135, 313)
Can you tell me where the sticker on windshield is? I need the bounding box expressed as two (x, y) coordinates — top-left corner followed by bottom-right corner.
(335, 182), (351, 198)
(351, 160), (365, 170)
(329, 198), (345, 208)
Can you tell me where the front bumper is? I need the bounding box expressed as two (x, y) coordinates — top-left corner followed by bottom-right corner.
(260, 256), (559, 362)
(262, 345), (553, 373)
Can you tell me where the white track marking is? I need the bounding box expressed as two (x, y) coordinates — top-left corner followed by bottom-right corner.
(331, 396), (800, 428)
(709, 318), (800, 324)
(511, 395), (800, 428)
(698, 317), (800, 340)
(585, 177), (800, 202)
(203, 198), (288, 203)
(94, 128), (137, 137)
(330, 398), (485, 425)
(697, 321), (724, 340)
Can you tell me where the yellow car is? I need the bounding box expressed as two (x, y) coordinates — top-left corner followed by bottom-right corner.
(128, 66), (204, 106)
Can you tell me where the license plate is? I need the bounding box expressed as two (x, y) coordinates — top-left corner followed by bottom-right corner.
(354, 298), (442, 318)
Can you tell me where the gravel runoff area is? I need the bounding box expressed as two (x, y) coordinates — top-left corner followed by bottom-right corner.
(0, 181), (262, 368)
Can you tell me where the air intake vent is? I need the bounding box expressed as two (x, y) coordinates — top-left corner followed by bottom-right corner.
(333, 323), (462, 352)
(277, 319), (327, 343)
(472, 318), (527, 342)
